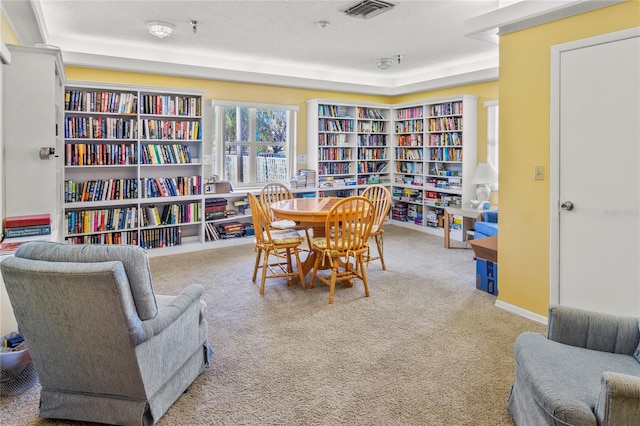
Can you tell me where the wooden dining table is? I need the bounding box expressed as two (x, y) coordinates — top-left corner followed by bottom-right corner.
(269, 197), (351, 286)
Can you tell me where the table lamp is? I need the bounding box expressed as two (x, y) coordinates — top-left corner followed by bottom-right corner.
(470, 162), (498, 204)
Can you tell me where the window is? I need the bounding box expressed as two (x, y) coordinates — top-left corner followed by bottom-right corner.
(485, 100), (499, 189)
(211, 101), (297, 188)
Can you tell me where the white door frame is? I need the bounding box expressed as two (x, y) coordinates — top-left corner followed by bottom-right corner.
(549, 26), (640, 306)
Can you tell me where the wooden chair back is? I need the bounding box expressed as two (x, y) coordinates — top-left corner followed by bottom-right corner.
(324, 196), (374, 253)
(260, 183), (294, 222)
(361, 184), (391, 231)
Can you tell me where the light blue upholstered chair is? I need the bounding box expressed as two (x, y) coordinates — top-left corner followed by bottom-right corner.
(0, 241), (212, 425)
(508, 305), (640, 425)
(473, 210), (498, 239)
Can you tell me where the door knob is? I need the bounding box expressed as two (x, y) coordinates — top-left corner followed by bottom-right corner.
(560, 201), (574, 211)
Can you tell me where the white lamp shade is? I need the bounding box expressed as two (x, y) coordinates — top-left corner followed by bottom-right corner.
(471, 162), (498, 185)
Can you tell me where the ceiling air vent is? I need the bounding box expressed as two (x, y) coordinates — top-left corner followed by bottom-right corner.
(342, 0), (396, 19)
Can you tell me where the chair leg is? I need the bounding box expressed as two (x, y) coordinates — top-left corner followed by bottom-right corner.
(358, 254), (370, 298)
(260, 249), (270, 295)
(294, 249), (306, 290)
(328, 262), (338, 304)
(309, 251), (322, 289)
(252, 248), (262, 282)
(375, 234), (386, 270)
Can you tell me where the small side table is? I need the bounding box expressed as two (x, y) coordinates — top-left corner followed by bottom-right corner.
(443, 205), (497, 249)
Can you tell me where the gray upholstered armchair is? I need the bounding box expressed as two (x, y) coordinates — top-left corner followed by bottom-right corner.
(0, 241), (212, 425)
(508, 305), (640, 425)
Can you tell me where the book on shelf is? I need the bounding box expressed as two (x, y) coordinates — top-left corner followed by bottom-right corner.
(4, 214), (51, 229)
(4, 225), (52, 239)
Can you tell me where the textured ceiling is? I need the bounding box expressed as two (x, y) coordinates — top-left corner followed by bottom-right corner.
(28, 0), (502, 92)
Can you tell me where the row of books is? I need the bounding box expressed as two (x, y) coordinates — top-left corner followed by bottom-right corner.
(140, 226), (182, 249)
(318, 133), (348, 146)
(65, 231), (138, 246)
(64, 116), (138, 140)
(396, 148), (424, 160)
(358, 134), (387, 147)
(429, 102), (463, 117)
(65, 90), (138, 115)
(318, 147), (353, 161)
(317, 104), (349, 118)
(141, 202), (201, 227)
(139, 95), (201, 117)
(357, 121), (386, 133)
(66, 207), (138, 235)
(428, 147), (463, 162)
(397, 134), (423, 147)
(428, 132), (462, 147)
(357, 107), (386, 120)
(140, 119), (201, 141)
(66, 143), (137, 166)
(139, 176), (202, 198)
(428, 117), (463, 132)
(65, 178), (138, 203)
(396, 107), (423, 120)
(395, 120), (424, 134)
(318, 162), (352, 175)
(140, 143), (193, 165)
(358, 148), (387, 160)
(318, 118), (355, 133)
(357, 161), (389, 174)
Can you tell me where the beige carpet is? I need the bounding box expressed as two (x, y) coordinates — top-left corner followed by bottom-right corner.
(0, 225), (545, 425)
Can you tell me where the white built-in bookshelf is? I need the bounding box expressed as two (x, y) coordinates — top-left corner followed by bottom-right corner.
(306, 100), (392, 198)
(63, 83), (208, 255)
(391, 95), (478, 241)
(306, 96), (478, 242)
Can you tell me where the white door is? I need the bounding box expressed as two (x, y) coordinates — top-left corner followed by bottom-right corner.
(551, 29), (640, 316)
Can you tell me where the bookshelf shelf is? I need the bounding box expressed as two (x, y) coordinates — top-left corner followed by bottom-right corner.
(63, 82), (205, 254)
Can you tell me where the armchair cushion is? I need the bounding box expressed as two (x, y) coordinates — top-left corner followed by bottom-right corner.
(15, 241), (158, 320)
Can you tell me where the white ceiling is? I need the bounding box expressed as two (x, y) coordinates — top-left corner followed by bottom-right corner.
(2, 0), (623, 95)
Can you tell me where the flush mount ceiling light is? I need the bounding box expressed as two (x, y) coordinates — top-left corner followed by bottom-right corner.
(376, 58), (393, 70)
(315, 20), (331, 29)
(146, 21), (175, 39)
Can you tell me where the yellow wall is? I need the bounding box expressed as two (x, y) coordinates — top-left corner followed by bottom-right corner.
(1, 10), (20, 45)
(498, 0), (639, 316)
(66, 68), (498, 168)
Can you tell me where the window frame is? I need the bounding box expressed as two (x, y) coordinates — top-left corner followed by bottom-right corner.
(211, 100), (298, 189)
(484, 99), (499, 191)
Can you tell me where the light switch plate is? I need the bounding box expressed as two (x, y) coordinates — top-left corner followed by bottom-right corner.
(534, 165), (544, 180)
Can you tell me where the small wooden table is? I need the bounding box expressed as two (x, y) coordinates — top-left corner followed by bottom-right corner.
(270, 197), (341, 224)
(443, 205), (497, 249)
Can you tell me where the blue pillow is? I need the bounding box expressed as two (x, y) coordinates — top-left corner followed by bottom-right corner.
(634, 319), (640, 363)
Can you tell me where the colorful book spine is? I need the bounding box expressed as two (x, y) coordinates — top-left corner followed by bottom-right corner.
(5, 225), (52, 238)
(4, 214), (51, 229)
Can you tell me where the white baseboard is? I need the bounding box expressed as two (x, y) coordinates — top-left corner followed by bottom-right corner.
(495, 300), (547, 325)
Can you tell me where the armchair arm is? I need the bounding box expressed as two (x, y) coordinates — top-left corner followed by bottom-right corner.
(595, 372), (640, 425)
(547, 305), (640, 355)
(137, 284), (204, 344)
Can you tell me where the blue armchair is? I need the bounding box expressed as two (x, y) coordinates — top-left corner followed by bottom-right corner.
(474, 211), (498, 239)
